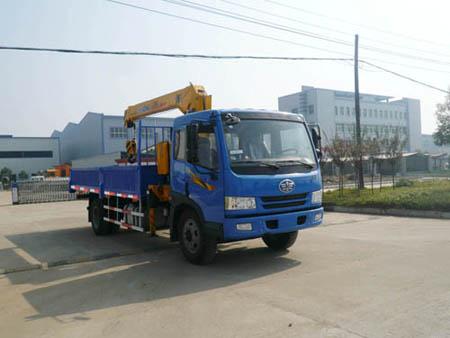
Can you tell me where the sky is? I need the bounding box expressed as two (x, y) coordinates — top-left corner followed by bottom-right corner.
(1, 0), (449, 137)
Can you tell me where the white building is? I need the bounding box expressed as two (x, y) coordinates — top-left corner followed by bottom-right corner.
(0, 135), (60, 175)
(52, 112), (175, 164)
(278, 85), (422, 151)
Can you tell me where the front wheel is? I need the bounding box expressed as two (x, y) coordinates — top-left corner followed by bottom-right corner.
(179, 210), (217, 265)
(262, 231), (298, 250)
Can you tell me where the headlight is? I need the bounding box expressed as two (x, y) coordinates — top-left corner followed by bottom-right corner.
(311, 189), (322, 204)
(225, 196), (256, 210)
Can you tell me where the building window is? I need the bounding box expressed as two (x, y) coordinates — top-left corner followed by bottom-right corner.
(374, 109), (378, 118)
(389, 111), (393, 119)
(308, 105), (314, 115)
(352, 107), (355, 116)
(292, 108), (299, 114)
(340, 106), (344, 116)
(0, 151), (53, 159)
(363, 108), (367, 117)
(110, 127), (128, 139)
(346, 107), (350, 116)
(335, 106), (338, 116)
(395, 111), (398, 119)
(384, 110), (388, 118)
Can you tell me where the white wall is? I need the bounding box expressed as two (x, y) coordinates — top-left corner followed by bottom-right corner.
(406, 98), (422, 151)
(278, 92), (300, 113)
(0, 137), (60, 175)
(71, 152), (121, 169)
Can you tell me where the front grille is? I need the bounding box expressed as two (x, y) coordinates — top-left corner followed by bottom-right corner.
(263, 200), (306, 209)
(261, 193), (307, 202)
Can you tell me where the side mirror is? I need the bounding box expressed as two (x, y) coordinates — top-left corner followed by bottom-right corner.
(187, 124), (199, 163)
(311, 127), (321, 150)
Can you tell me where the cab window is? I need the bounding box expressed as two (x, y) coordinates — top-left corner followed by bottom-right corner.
(195, 124), (218, 170)
(174, 128), (187, 161)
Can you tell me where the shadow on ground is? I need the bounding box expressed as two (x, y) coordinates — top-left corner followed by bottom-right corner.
(11, 243), (300, 320)
(3, 227), (175, 276)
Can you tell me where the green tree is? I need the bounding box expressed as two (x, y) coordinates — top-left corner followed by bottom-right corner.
(382, 133), (407, 188)
(324, 137), (351, 196)
(0, 167), (12, 189)
(18, 170), (28, 180)
(0, 167), (12, 179)
(433, 90), (450, 146)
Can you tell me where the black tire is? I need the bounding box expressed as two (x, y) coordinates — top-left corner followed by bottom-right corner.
(262, 231), (298, 250)
(178, 209), (217, 265)
(90, 198), (113, 236)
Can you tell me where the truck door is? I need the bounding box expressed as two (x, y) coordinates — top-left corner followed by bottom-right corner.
(185, 123), (224, 224)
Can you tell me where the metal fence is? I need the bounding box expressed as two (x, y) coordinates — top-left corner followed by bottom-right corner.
(11, 178), (76, 204)
(137, 124), (172, 164)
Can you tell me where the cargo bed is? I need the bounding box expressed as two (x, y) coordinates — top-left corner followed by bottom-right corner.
(69, 165), (164, 199)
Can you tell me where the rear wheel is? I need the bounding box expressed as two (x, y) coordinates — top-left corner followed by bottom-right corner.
(262, 231), (298, 250)
(179, 210), (217, 265)
(90, 198), (113, 236)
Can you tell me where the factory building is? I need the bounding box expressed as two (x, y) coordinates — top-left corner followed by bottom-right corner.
(278, 85), (422, 152)
(51, 111), (176, 164)
(0, 135), (60, 175)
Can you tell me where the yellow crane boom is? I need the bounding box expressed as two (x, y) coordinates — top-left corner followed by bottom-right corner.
(124, 83), (212, 127)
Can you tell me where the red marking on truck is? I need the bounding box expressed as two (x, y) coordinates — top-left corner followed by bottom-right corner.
(105, 191), (139, 201)
(71, 185), (99, 194)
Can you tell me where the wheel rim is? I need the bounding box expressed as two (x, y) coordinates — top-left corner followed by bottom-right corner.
(183, 218), (201, 254)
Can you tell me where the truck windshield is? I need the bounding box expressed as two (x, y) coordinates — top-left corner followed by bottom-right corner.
(223, 119), (317, 172)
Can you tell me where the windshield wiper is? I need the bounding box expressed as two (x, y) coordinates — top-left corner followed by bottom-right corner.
(275, 159), (315, 169)
(233, 160), (280, 169)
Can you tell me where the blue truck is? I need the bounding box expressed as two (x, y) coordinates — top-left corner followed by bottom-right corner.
(70, 86), (323, 264)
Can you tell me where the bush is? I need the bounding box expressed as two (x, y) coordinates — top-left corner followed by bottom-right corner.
(395, 178), (414, 188)
(18, 170), (28, 180)
(323, 180), (450, 212)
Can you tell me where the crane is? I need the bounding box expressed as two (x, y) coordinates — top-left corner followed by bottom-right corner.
(123, 83), (212, 162)
(124, 83), (212, 127)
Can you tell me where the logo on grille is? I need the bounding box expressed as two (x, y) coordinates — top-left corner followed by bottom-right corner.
(279, 179), (295, 193)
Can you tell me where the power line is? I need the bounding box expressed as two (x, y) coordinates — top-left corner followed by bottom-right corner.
(265, 0), (450, 49)
(360, 60), (450, 94)
(1, 45), (448, 94)
(107, 0), (450, 73)
(159, 0), (353, 47)
(159, 0), (450, 67)
(0, 46), (352, 61)
(104, 0), (351, 57)
(220, 0), (450, 60)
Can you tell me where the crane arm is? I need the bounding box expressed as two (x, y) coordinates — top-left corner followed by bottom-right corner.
(124, 83), (212, 126)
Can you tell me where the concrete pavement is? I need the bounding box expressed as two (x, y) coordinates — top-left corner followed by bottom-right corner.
(1, 192), (450, 337)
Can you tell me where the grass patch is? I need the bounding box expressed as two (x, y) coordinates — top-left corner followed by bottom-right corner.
(324, 179), (450, 212)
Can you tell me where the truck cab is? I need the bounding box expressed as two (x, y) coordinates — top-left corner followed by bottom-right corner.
(169, 109), (323, 263)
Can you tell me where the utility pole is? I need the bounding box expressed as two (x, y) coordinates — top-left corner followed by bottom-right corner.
(354, 34), (364, 190)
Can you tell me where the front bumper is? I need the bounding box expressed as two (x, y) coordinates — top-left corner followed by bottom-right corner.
(222, 206), (323, 241)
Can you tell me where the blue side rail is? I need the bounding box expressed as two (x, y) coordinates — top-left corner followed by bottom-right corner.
(70, 125), (171, 199)
(70, 165), (165, 199)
